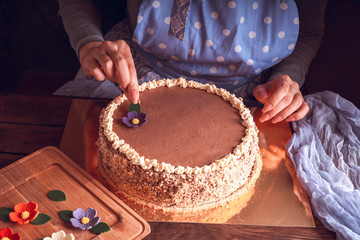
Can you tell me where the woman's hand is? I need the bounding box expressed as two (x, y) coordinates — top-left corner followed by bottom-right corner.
(252, 74), (309, 123)
(79, 40), (139, 103)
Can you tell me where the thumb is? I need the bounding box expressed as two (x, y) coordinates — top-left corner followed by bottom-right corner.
(253, 84), (269, 104)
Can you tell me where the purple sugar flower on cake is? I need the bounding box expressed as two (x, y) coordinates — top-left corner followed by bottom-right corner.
(70, 207), (100, 230)
(122, 111), (147, 128)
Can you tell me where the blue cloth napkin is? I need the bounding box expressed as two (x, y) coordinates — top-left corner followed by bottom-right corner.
(286, 91), (360, 240)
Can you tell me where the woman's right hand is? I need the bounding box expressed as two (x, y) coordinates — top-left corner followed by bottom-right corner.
(79, 40), (139, 103)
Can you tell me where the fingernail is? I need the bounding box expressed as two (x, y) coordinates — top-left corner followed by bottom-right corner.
(130, 91), (139, 104)
(129, 95), (136, 104)
(259, 113), (270, 122)
(262, 103), (272, 113)
(132, 97), (139, 104)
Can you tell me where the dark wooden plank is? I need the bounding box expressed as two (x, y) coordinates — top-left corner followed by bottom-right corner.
(17, 71), (76, 96)
(0, 94), (72, 126)
(146, 222), (337, 240)
(0, 123), (64, 154)
(0, 153), (26, 169)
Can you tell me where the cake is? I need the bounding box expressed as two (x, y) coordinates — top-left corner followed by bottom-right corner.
(97, 78), (262, 212)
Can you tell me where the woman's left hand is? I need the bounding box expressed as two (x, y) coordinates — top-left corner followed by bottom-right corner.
(252, 74), (309, 123)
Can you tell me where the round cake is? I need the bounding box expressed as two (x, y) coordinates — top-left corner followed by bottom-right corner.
(97, 78), (262, 212)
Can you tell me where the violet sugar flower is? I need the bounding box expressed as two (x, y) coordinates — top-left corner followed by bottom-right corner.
(122, 111), (147, 128)
(70, 207), (100, 230)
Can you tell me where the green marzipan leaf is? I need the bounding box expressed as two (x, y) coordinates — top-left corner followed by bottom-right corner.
(48, 190), (67, 202)
(90, 222), (111, 234)
(58, 210), (73, 223)
(128, 103), (141, 114)
(30, 213), (52, 225)
(0, 207), (13, 222)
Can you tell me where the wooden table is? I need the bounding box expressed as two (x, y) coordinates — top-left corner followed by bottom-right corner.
(0, 92), (337, 239)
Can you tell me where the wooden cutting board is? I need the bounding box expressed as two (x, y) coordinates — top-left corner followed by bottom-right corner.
(0, 146), (150, 240)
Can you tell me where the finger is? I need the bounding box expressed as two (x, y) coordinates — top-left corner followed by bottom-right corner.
(79, 41), (103, 65)
(93, 67), (107, 81)
(253, 84), (269, 104)
(126, 65), (139, 103)
(82, 59), (106, 81)
(108, 41), (132, 89)
(107, 51), (131, 90)
(260, 83), (300, 122)
(115, 41), (139, 103)
(125, 78), (139, 104)
(262, 78), (292, 113)
(286, 101), (309, 122)
(123, 50), (139, 103)
(108, 50), (138, 103)
(96, 52), (116, 81)
(270, 93), (304, 123)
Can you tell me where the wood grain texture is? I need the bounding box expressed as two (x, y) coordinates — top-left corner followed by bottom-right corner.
(0, 147), (150, 240)
(0, 152), (25, 168)
(0, 93), (71, 125)
(0, 94), (71, 154)
(146, 222), (336, 240)
(0, 123), (64, 154)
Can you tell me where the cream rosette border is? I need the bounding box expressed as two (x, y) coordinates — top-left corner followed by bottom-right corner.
(100, 78), (259, 174)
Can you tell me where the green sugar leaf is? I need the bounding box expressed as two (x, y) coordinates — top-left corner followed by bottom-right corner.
(128, 103), (141, 114)
(48, 190), (67, 202)
(30, 213), (52, 225)
(90, 222), (111, 234)
(0, 207), (13, 222)
(59, 210), (73, 223)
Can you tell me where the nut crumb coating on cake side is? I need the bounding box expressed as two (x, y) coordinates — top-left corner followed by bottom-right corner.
(97, 78), (262, 210)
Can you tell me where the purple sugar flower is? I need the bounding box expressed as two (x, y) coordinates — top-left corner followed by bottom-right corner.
(122, 111), (147, 128)
(70, 207), (100, 230)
